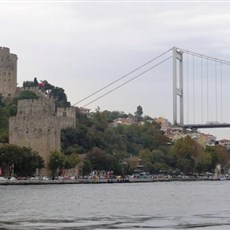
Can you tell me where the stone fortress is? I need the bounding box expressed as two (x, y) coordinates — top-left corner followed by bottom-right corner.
(0, 47), (17, 98)
(0, 47), (76, 175)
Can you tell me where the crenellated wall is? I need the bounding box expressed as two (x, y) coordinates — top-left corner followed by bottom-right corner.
(0, 47), (76, 175)
(9, 98), (76, 175)
(0, 46), (76, 175)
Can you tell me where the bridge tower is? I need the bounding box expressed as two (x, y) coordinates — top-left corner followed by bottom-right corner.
(173, 47), (184, 126)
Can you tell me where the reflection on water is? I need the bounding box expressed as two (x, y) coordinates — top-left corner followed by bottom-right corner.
(1, 181), (230, 229)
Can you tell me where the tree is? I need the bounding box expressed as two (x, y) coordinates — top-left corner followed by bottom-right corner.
(171, 136), (205, 175)
(0, 144), (44, 177)
(215, 145), (229, 166)
(14, 147), (44, 177)
(33, 77), (39, 87)
(18, 90), (39, 100)
(87, 147), (116, 171)
(23, 81), (35, 88)
(205, 145), (230, 173)
(82, 160), (92, 176)
(8, 104), (17, 116)
(0, 95), (3, 107)
(139, 149), (171, 173)
(64, 153), (80, 169)
(0, 144), (20, 176)
(152, 162), (169, 173)
(49, 86), (70, 107)
(135, 105), (143, 121)
(0, 100), (9, 143)
(49, 150), (65, 176)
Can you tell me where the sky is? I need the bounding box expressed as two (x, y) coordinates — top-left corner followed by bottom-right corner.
(1, 1), (230, 139)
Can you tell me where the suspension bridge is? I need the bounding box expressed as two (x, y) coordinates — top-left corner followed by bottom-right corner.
(74, 47), (230, 130)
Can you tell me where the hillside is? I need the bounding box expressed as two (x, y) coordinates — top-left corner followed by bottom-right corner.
(1, 81), (230, 177)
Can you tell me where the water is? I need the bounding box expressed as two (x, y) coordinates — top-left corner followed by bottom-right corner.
(1, 181), (230, 229)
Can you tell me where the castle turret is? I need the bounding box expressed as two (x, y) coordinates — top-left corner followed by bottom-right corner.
(9, 97), (76, 175)
(0, 47), (17, 98)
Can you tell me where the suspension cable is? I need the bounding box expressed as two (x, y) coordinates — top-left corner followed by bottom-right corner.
(206, 58), (209, 122)
(193, 54), (195, 124)
(220, 62), (223, 122)
(201, 55), (203, 124)
(186, 53), (189, 123)
(73, 48), (173, 106)
(82, 56), (172, 108)
(176, 47), (230, 65)
(215, 59), (217, 121)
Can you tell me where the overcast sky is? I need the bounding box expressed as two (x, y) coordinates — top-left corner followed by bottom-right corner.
(1, 1), (230, 139)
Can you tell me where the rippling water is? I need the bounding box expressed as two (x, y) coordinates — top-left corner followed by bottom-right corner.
(1, 181), (230, 229)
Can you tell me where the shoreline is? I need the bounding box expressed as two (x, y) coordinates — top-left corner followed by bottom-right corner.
(0, 177), (228, 185)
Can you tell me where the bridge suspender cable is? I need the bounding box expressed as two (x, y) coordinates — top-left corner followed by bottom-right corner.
(82, 56), (172, 108)
(220, 62), (223, 122)
(192, 54), (195, 124)
(206, 58), (209, 123)
(73, 48), (173, 106)
(186, 53), (189, 124)
(215, 59), (218, 122)
(201, 55), (203, 124)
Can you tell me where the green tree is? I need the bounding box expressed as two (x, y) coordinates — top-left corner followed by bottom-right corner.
(8, 104), (17, 116)
(88, 147), (116, 171)
(64, 153), (80, 169)
(135, 105), (143, 121)
(0, 144), (44, 177)
(33, 77), (39, 87)
(61, 127), (94, 154)
(14, 147), (44, 177)
(23, 81), (35, 88)
(49, 86), (70, 107)
(139, 149), (170, 173)
(0, 100), (9, 142)
(215, 145), (229, 166)
(152, 162), (169, 173)
(18, 90), (39, 100)
(82, 160), (92, 176)
(205, 145), (230, 173)
(171, 136), (206, 174)
(190, 148), (214, 174)
(0, 144), (20, 176)
(49, 150), (65, 176)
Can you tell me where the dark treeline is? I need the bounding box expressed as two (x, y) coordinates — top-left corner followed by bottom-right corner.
(0, 144), (44, 177)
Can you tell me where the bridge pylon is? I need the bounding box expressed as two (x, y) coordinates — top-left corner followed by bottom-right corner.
(173, 47), (183, 126)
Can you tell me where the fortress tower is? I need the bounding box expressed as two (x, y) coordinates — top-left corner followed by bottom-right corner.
(3, 47), (76, 175)
(0, 47), (17, 98)
(9, 97), (76, 175)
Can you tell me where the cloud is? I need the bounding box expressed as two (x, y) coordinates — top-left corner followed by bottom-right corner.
(1, 2), (230, 139)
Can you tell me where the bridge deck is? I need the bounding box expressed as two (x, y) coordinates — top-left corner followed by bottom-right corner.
(182, 124), (230, 129)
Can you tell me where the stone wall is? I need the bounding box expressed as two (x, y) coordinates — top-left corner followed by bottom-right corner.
(9, 97), (76, 175)
(0, 46), (77, 176)
(0, 47), (17, 98)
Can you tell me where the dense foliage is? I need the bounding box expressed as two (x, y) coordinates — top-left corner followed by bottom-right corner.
(23, 78), (70, 108)
(61, 108), (230, 175)
(49, 150), (80, 176)
(0, 144), (44, 177)
(0, 96), (9, 143)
